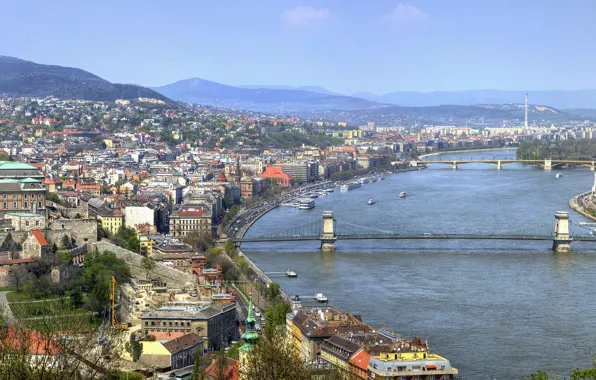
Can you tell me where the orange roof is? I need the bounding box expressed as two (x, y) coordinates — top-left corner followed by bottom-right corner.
(216, 171), (228, 182)
(31, 230), (49, 247)
(349, 350), (370, 371)
(1, 327), (62, 355)
(204, 358), (239, 380)
(149, 331), (188, 341)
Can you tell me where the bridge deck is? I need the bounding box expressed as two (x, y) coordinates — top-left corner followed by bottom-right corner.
(235, 234), (596, 243)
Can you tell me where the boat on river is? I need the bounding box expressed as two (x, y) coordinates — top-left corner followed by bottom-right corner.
(298, 199), (315, 210)
(556, 173), (563, 178)
(368, 199), (376, 205)
(286, 269), (297, 278)
(399, 192), (407, 198)
(326, 188), (334, 193)
(340, 182), (362, 192)
(315, 293), (328, 303)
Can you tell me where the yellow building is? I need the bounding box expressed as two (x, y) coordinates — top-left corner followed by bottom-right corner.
(338, 121), (347, 127)
(139, 235), (155, 256)
(35, 129), (44, 137)
(123, 341), (171, 369)
(103, 139), (113, 148)
(96, 208), (124, 235)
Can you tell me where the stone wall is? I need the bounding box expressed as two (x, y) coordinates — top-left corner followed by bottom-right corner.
(48, 219), (97, 245)
(95, 240), (196, 289)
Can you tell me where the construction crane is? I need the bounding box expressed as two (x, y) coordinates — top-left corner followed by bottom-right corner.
(110, 276), (128, 330)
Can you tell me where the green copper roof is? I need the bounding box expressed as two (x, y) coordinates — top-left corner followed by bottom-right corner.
(0, 162), (36, 170)
(241, 295), (260, 345)
(246, 294), (256, 324)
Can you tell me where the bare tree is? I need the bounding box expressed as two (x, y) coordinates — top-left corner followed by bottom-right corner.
(0, 301), (125, 380)
(7, 266), (30, 293)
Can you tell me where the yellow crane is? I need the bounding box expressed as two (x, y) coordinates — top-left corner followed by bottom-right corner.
(110, 276), (128, 330)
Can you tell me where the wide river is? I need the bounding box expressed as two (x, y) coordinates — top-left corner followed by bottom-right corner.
(242, 149), (596, 379)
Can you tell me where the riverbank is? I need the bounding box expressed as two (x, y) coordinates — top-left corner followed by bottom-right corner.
(569, 191), (596, 221)
(420, 147), (515, 159)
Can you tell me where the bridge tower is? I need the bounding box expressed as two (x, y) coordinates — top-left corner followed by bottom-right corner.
(497, 160), (502, 170)
(553, 211), (572, 253)
(544, 159), (552, 171)
(320, 211), (337, 252)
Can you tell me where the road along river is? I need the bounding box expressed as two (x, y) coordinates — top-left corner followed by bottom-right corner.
(241, 149), (596, 379)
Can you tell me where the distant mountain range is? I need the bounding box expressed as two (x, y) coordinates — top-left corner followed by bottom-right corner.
(0, 56), (170, 102)
(150, 78), (379, 112)
(238, 86), (596, 109)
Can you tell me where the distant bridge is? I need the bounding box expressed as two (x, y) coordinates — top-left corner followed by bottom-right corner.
(234, 211), (589, 252)
(411, 158), (596, 170)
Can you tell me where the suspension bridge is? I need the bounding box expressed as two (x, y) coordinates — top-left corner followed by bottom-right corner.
(233, 211), (596, 252)
(411, 158), (596, 170)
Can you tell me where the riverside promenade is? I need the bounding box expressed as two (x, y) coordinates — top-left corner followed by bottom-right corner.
(569, 191), (596, 221)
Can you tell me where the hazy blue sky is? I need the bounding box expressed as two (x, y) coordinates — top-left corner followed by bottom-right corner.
(1, 0), (595, 94)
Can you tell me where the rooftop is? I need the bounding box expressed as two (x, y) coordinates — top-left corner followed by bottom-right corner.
(141, 302), (235, 320)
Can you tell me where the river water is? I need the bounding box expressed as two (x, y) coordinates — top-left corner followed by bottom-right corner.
(242, 149), (596, 379)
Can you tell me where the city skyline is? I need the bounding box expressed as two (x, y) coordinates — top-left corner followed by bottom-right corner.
(2, 0), (596, 94)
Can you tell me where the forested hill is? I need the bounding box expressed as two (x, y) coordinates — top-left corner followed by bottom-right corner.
(0, 56), (171, 102)
(516, 139), (596, 160)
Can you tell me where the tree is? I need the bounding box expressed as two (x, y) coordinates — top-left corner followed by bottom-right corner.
(70, 288), (83, 308)
(125, 340), (143, 362)
(214, 347), (229, 380)
(264, 302), (292, 329)
(140, 256), (156, 280)
(192, 350), (209, 379)
(0, 300), (125, 380)
(61, 234), (72, 249)
(267, 282), (281, 301)
(7, 266), (30, 292)
(243, 325), (309, 380)
(183, 232), (214, 252)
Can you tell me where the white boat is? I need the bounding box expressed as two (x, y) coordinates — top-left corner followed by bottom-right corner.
(360, 178), (370, 185)
(371, 177), (377, 182)
(340, 182), (362, 191)
(326, 188), (334, 193)
(310, 193), (319, 198)
(380, 175), (385, 180)
(286, 269), (297, 278)
(298, 199), (315, 210)
(315, 293), (328, 303)
(556, 173), (563, 178)
(367, 199), (376, 205)
(399, 192), (407, 198)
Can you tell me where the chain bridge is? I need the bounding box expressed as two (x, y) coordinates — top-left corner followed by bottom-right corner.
(233, 211), (596, 252)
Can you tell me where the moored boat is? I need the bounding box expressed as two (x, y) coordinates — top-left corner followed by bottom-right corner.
(298, 199), (315, 210)
(367, 198), (376, 205)
(399, 192), (407, 198)
(315, 293), (328, 303)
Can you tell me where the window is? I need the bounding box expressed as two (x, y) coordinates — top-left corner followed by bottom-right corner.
(24, 202), (28, 208)
(38, 202), (42, 208)
(2, 202), (5, 209)
(2, 194), (5, 199)
(24, 194), (28, 199)
(25, 221), (29, 227)
(13, 202), (16, 208)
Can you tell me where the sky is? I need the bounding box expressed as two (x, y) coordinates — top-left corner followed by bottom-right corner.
(1, 0), (595, 94)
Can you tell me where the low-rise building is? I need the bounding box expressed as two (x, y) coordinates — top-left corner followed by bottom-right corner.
(163, 333), (204, 370)
(4, 212), (47, 231)
(0, 178), (46, 217)
(95, 207), (123, 235)
(141, 302), (237, 350)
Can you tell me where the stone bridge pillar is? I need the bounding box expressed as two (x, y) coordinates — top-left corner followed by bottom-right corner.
(410, 161), (418, 167)
(452, 161), (458, 170)
(544, 159), (552, 171)
(553, 211), (572, 253)
(497, 160), (502, 170)
(320, 211), (337, 252)
(591, 161), (595, 172)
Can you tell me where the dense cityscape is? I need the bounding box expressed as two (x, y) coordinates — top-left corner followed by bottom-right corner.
(4, 2), (596, 379)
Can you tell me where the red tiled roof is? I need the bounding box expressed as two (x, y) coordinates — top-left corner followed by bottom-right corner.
(204, 358), (239, 380)
(349, 350), (370, 371)
(32, 230), (49, 247)
(0, 258), (36, 265)
(1, 327), (62, 355)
